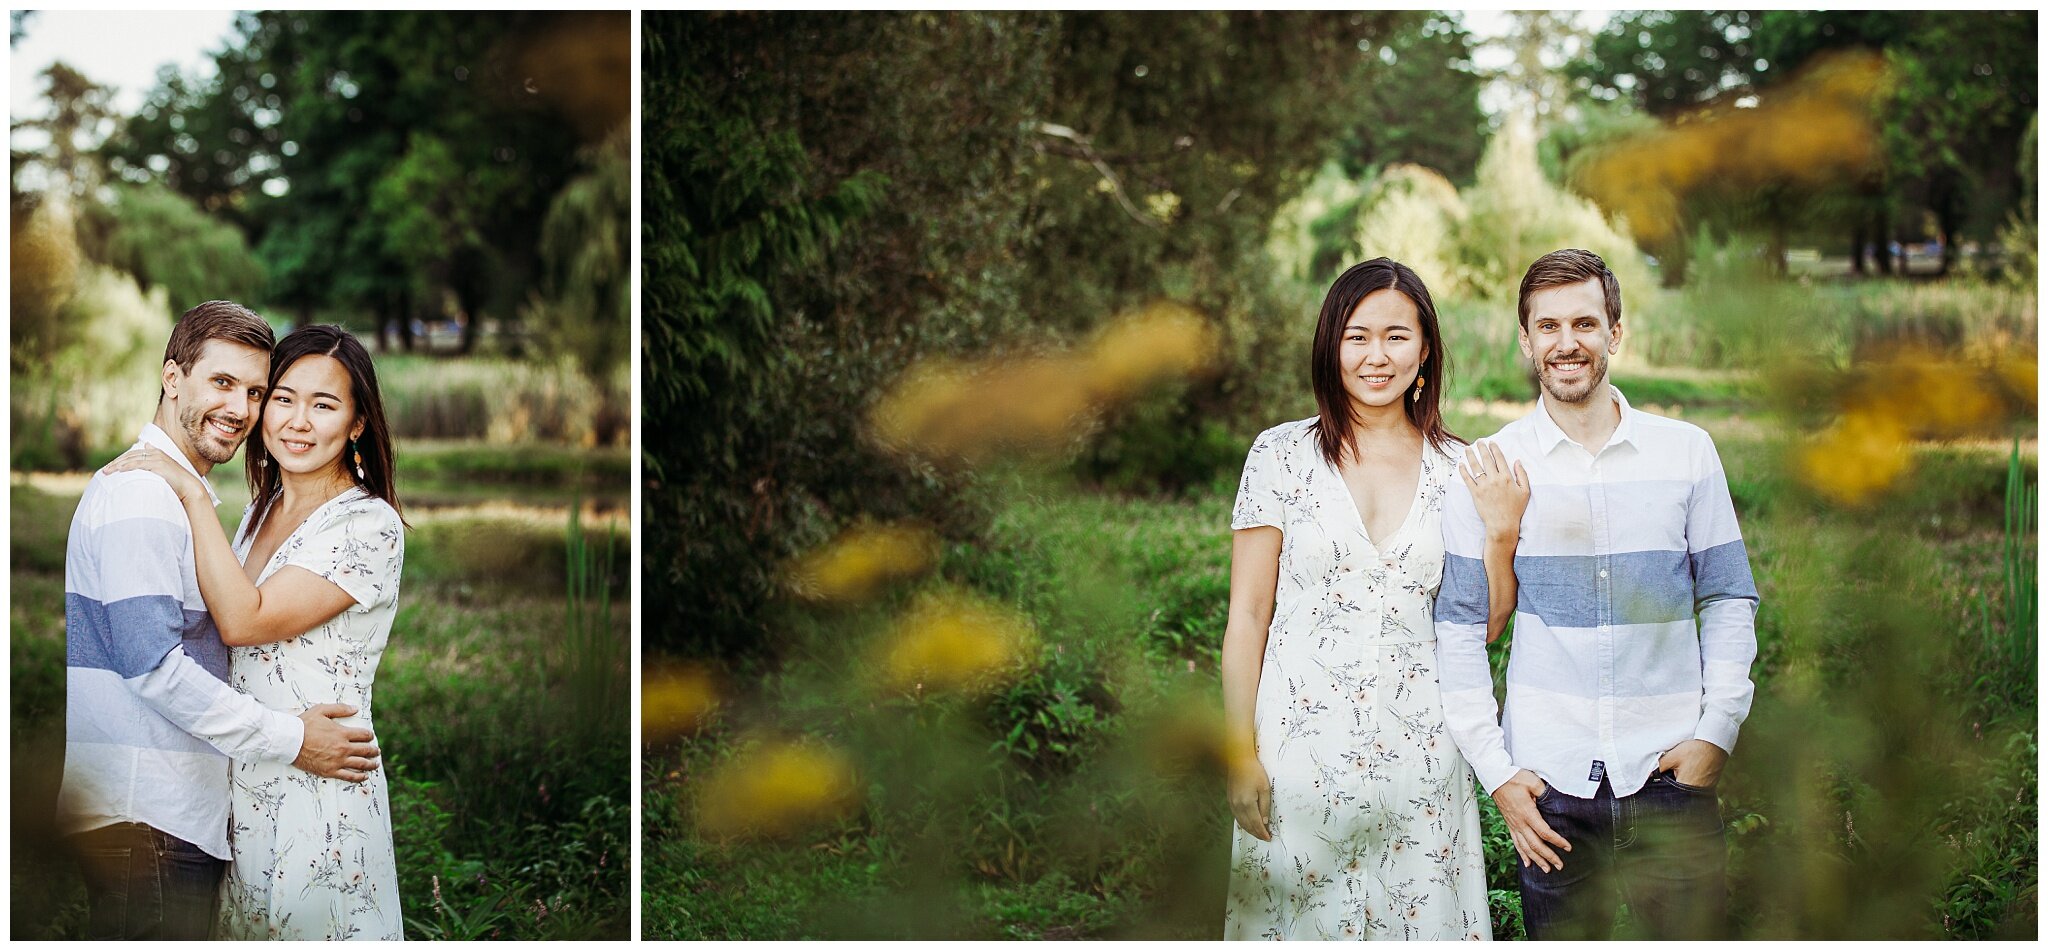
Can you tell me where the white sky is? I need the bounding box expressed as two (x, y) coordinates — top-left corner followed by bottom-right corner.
(1459, 9), (1615, 118)
(6, 9), (1620, 144)
(10, 10), (239, 120)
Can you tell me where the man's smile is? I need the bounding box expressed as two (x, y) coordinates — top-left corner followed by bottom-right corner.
(206, 414), (246, 440)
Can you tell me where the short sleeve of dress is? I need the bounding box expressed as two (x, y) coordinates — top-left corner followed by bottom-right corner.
(1231, 430), (1286, 531)
(285, 498), (405, 610)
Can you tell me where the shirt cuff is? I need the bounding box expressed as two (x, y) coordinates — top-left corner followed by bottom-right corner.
(1694, 714), (1741, 755)
(1473, 756), (1522, 796)
(259, 709), (307, 763)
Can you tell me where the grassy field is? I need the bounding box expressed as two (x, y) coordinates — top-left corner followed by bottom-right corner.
(646, 277), (2037, 940)
(9, 444), (630, 940)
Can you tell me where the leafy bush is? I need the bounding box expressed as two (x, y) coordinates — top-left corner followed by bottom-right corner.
(10, 265), (171, 471)
(75, 182), (265, 312)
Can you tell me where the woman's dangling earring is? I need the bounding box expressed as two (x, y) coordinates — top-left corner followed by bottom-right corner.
(352, 439), (366, 480)
(1412, 374), (1426, 403)
(256, 456), (267, 468)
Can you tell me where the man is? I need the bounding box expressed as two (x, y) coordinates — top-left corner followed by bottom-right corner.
(1434, 250), (1759, 938)
(58, 300), (382, 940)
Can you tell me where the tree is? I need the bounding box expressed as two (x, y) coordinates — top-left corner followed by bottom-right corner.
(104, 11), (611, 343)
(75, 182), (265, 312)
(527, 127), (630, 444)
(1336, 15), (1488, 185)
(1571, 10), (1764, 117)
(644, 12), (1478, 656)
(1564, 11), (2036, 280)
(10, 62), (118, 199)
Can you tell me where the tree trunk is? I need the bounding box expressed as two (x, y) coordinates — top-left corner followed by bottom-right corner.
(458, 297), (482, 355)
(397, 288), (416, 353)
(1851, 223), (1867, 275)
(1936, 208), (1961, 276)
(1769, 219), (1789, 278)
(1874, 209), (1895, 275)
(1656, 234), (1689, 288)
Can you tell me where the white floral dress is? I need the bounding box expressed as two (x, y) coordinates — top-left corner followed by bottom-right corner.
(218, 488), (405, 941)
(1224, 419), (1489, 941)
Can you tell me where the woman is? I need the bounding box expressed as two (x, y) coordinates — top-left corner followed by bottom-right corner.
(1222, 258), (1527, 940)
(106, 325), (406, 940)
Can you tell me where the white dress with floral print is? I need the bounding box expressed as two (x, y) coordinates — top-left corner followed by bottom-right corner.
(1225, 419), (1489, 941)
(218, 488), (405, 941)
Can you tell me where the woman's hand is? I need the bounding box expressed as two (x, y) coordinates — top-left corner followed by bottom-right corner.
(1462, 441), (1529, 542)
(102, 445), (206, 504)
(1227, 752), (1274, 841)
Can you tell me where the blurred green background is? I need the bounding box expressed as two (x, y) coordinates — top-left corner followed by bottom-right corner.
(644, 10), (2036, 940)
(10, 11), (629, 940)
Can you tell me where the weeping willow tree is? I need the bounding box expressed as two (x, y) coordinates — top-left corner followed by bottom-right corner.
(525, 126), (630, 444)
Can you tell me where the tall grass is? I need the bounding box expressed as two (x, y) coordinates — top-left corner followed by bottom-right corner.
(10, 352), (628, 473)
(558, 496), (628, 733)
(374, 356), (627, 445)
(1969, 439), (2037, 726)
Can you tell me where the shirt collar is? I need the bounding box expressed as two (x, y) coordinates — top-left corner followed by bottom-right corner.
(138, 423), (222, 506)
(1531, 383), (1637, 456)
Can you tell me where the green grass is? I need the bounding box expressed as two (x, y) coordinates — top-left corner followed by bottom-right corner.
(655, 274), (2035, 938)
(9, 476), (629, 939)
(11, 354), (626, 473)
(647, 408), (2035, 938)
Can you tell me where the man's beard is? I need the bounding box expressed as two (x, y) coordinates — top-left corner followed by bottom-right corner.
(1536, 349), (1609, 405)
(178, 402), (247, 465)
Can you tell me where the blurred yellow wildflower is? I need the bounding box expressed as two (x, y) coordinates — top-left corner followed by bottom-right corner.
(1993, 354), (2037, 413)
(1866, 357), (2002, 438)
(875, 589), (1035, 696)
(787, 521), (939, 603)
(1085, 302), (1218, 400)
(1143, 703), (1254, 779)
(10, 198), (82, 343)
(694, 739), (860, 842)
(869, 304), (1218, 464)
(643, 665), (719, 741)
(1574, 50), (1887, 243)
(1800, 410), (1910, 505)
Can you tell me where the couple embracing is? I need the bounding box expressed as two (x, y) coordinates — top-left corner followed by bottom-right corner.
(58, 301), (408, 940)
(1223, 251), (1759, 940)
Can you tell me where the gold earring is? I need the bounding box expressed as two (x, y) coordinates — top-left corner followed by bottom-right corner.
(1412, 376), (1426, 403)
(352, 439), (365, 480)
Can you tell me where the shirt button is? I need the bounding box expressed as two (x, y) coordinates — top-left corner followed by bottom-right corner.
(1598, 569), (1609, 579)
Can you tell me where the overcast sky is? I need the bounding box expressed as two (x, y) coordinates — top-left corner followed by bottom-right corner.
(11, 10), (238, 120)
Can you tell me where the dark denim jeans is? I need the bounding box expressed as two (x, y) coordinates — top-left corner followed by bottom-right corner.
(71, 823), (225, 940)
(1518, 771), (1729, 940)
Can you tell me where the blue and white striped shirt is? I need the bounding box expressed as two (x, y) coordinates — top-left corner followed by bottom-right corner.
(58, 424), (304, 859)
(1434, 387), (1759, 799)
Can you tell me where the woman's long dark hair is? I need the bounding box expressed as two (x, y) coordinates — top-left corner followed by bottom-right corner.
(244, 325), (405, 536)
(1309, 257), (1457, 466)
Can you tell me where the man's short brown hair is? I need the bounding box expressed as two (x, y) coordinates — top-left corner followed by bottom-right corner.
(1517, 249), (1622, 329)
(161, 300), (275, 399)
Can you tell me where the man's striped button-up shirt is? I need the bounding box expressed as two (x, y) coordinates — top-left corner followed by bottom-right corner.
(58, 424), (304, 859)
(1434, 386), (1759, 799)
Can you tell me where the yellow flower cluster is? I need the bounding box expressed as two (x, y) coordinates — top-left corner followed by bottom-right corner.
(642, 664), (719, 742)
(786, 521), (939, 603)
(870, 302), (1218, 463)
(1143, 703), (1255, 780)
(1574, 50), (1887, 243)
(1800, 411), (1910, 506)
(874, 588), (1036, 697)
(1798, 345), (2032, 505)
(693, 740), (860, 842)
